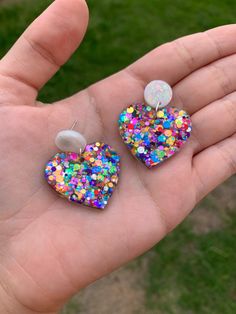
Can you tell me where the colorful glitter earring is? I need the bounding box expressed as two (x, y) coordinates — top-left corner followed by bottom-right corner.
(118, 80), (192, 168)
(45, 121), (120, 209)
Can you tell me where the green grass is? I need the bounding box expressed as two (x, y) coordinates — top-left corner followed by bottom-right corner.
(147, 211), (236, 314)
(146, 177), (236, 314)
(0, 0), (236, 313)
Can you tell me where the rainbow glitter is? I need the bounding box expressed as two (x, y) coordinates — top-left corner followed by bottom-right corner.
(118, 103), (192, 168)
(45, 142), (120, 209)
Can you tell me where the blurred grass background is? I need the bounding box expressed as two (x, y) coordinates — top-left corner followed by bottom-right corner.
(0, 0), (235, 313)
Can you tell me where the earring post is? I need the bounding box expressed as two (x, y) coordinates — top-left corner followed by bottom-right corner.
(156, 102), (161, 111)
(70, 120), (78, 130)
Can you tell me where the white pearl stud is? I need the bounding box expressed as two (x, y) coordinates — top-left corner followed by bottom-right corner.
(55, 123), (87, 154)
(144, 80), (173, 109)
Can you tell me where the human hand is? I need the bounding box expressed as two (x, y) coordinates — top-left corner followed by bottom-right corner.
(0, 0), (235, 313)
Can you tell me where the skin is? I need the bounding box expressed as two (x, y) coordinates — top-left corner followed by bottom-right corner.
(0, 0), (235, 313)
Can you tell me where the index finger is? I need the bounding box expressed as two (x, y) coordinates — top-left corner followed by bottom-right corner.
(126, 24), (236, 89)
(80, 24), (236, 121)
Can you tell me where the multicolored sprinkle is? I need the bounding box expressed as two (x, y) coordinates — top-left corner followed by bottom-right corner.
(45, 142), (120, 209)
(118, 103), (192, 168)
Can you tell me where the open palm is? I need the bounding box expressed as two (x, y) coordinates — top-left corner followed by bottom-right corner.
(0, 1), (235, 313)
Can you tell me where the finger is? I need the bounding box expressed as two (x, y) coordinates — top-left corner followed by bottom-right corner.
(173, 53), (236, 114)
(125, 24), (236, 93)
(0, 0), (89, 104)
(189, 92), (236, 154)
(70, 24), (236, 121)
(192, 133), (236, 202)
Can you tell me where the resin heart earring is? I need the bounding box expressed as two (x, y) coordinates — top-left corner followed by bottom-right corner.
(45, 121), (120, 209)
(118, 80), (192, 168)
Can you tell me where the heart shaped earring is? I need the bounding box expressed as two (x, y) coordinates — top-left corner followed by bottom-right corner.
(45, 121), (120, 209)
(118, 80), (192, 168)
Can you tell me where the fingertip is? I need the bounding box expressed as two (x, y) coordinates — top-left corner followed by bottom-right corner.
(77, 0), (90, 42)
(0, 0), (90, 97)
(61, 0), (90, 34)
(44, 0), (90, 56)
(26, 0), (90, 66)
